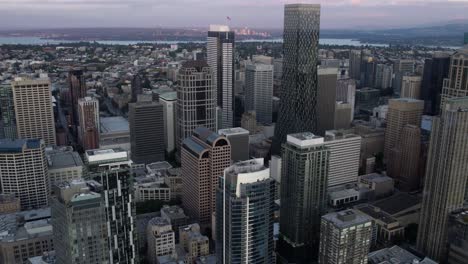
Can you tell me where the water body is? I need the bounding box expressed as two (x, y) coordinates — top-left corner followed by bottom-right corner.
(0, 36), (389, 47)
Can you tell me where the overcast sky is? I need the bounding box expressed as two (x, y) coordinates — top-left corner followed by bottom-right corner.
(1, 0), (468, 29)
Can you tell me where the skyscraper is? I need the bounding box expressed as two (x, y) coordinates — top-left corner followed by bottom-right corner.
(349, 50), (362, 81)
(77, 97), (100, 150)
(51, 180), (108, 264)
(417, 97), (468, 262)
(336, 77), (356, 121)
(388, 124), (422, 191)
(421, 52), (451, 115)
(401, 75), (422, 99)
(129, 95), (165, 164)
(319, 210), (372, 264)
(160, 92), (177, 154)
(88, 164), (138, 263)
(0, 139), (49, 210)
(316, 68), (339, 135)
(176, 61), (216, 153)
(384, 98), (424, 162)
(0, 84), (16, 139)
(216, 159), (275, 264)
(440, 48), (468, 111)
(274, 4), (321, 153)
(245, 63), (274, 125)
(207, 25), (235, 128)
(218, 127), (250, 162)
(181, 127), (231, 228)
(278, 132), (329, 263)
(131, 73), (143, 103)
(12, 78), (56, 146)
(68, 69), (87, 130)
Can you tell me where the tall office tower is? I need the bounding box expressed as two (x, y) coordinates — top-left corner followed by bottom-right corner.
(181, 127), (231, 228)
(147, 217), (175, 264)
(324, 130), (362, 187)
(383, 98), (424, 161)
(319, 210), (372, 264)
(393, 59), (415, 95)
(421, 52), (451, 115)
(381, 64), (394, 89)
(317, 68), (339, 135)
(388, 125), (421, 191)
(0, 85), (16, 139)
(51, 180), (108, 264)
(216, 159), (275, 264)
(129, 96), (165, 164)
(273, 4), (321, 153)
(68, 69), (87, 129)
(77, 97), (100, 150)
(245, 63), (274, 124)
(0, 139), (49, 210)
(218, 127), (250, 161)
(88, 163), (138, 263)
(278, 133), (330, 263)
(336, 78), (356, 121)
(131, 73), (143, 103)
(401, 75), (422, 99)
(417, 97), (468, 262)
(176, 61), (216, 153)
(374, 64), (385, 89)
(12, 78), (56, 146)
(160, 92), (176, 154)
(440, 48), (468, 111)
(207, 25), (235, 128)
(349, 50), (362, 81)
(361, 57), (377, 87)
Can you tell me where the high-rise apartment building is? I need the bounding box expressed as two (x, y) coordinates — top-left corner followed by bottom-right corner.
(77, 97), (100, 150)
(0, 139), (49, 210)
(129, 96), (165, 164)
(181, 127), (231, 227)
(88, 166), (138, 263)
(388, 125), (422, 191)
(207, 25), (235, 128)
(375, 64), (393, 89)
(317, 68), (339, 135)
(417, 97), (468, 261)
(324, 130), (362, 187)
(245, 63), (274, 125)
(274, 4), (321, 153)
(68, 69), (87, 130)
(421, 52), (451, 115)
(12, 78), (56, 146)
(216, 159), (275, 264)
(147, 217), (175, 264)
(278, 132), (329, 263)
(440, 48), (468, 111)
(401, 75), (422, 99)
(0, 84), (16, 139)
(176, 61), (216, 152)
(384, 98), (424, 161)
(393, 59), (415, 95)
(319, 209), (372, 264)
(51, 180), (108, 264)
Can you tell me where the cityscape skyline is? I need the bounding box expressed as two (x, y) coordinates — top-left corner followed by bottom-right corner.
(1, 0), (468, 30)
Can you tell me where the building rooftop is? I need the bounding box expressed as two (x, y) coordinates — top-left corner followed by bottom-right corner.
(287, 132), (324, 148)
(146, 161), (173, 175)
(0, 138), (42, 153)
(322, 209), (371, 229)
(161, 205), (187, 220)
(218, 127), (250, 136)
(372, 193), (421, 216)
(209, 24), (230, 32)
(159, 91), (177, 101)
(0, 208), (52, 243)
(148, 217), (171, 227)
(100, 116), (129, 134)
(27, 251), (56, 264)
(47, 150), (83, 170)
(355, 204), (399, 225)
(0, 193), (19, 203)
(325, 129), (361, 141)
(360, 173), (394, 184)
(85, 148), (128, 164)
(368, 245), (436, 264)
